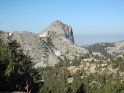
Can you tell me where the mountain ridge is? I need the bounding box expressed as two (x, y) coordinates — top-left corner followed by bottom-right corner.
(1, 20), (124, 67)
(0, 20), (88, 67)
(83, 40), (124, 57)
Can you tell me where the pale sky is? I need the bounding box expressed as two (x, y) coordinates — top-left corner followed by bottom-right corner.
(0, 0), (124, 45)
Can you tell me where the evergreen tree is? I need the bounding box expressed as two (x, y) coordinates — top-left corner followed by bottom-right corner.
(0, 39), (40, 92)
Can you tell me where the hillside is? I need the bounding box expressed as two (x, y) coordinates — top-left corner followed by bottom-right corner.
(38, 52), (124, 93)
(83, 41), (124, 58)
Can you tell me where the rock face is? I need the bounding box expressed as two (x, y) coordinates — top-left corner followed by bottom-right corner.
(0, 20), (88, 67)
(38, 20), (74, 43)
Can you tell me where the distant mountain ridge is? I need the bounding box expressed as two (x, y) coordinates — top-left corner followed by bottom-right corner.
(83, 40), (124, 57)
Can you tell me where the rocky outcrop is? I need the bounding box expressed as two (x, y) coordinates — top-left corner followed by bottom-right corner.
(0, 20), (88, 67)
(38, 20), (88, 60)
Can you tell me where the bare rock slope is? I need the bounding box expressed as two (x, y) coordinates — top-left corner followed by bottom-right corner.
(0, 20), (88, 67)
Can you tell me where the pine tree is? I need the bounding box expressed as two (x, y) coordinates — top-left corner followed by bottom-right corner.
(0, 39), (40, 92)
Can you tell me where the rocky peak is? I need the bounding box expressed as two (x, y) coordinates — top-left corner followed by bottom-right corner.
(50, 20), (64, 27)
(39, 20), (74, 43)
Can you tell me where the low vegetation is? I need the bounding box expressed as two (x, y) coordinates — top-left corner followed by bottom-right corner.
(37, 54), (124, 93)
(0, 37), (124, 93)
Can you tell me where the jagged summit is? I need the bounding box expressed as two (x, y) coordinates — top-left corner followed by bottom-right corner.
(39, 20), (75, 43)
(50, 20), (64, 26)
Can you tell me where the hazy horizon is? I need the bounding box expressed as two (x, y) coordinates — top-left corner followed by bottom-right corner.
(75, 34), (124, 46)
